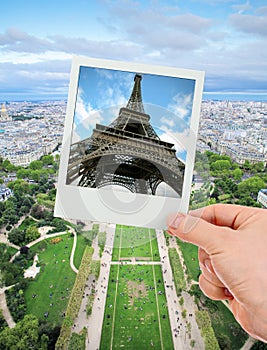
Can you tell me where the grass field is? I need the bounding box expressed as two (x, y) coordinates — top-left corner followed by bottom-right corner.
(18, 217), (37, 231)
(100, 225), (173, 350)
(177, 240), (200, 282)
(209, 299), (248, 349)
(112, 225), (160, 262)
(73, 234), (88, 269)
(24, 234), (76, 326)
(100, 265), (173, 350)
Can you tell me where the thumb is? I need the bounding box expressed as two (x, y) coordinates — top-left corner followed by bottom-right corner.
(167, 213), (230, 254)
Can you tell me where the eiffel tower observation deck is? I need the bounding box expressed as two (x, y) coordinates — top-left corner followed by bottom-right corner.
(67, 74), (185, 196)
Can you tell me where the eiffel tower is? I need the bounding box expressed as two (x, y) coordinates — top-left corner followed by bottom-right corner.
(67, 74), (185, 196)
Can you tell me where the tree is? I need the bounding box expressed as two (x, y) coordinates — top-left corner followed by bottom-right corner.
(233, 168), (243, 181)
(8, 228), (25, 246)
(8, 180), (29, 197)
(237, 176), (265, 200)
(29, 170), (41, 182)
(0, 309), (7, 332)
(29, 160), (43, 170)
(25, 226), (40, 243)
(242, 159), (252, 171)
(16, 168), (29, 179)
(0, 314), (48, 350)
(211, 159), (231, 172)
(31, 203), (46, 219)
(41, 155), (54, 165)
(2, 159), (16, 172)
(252, 162), (265, 173)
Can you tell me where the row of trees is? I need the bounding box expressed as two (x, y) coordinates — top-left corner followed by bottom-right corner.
(0, 314), (60, 350)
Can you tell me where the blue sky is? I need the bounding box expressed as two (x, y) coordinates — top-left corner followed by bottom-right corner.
(0, 0), (267, 101)
(72, 66), (195, 161)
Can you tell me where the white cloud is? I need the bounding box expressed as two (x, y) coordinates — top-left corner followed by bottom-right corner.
(74, 88), (103, 141)
(229, 13), (267, 36)
(159, 126), (191, 154)
(1, 1), (267, 100)
(232, 1), (251, 14)
(160, 116), (175, 128)
(167, 93), (193, 120)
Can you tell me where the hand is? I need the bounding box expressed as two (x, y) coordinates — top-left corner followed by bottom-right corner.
(167, 203), (267, 342)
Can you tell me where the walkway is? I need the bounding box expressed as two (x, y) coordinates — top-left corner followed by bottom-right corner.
(0, 233), (20, 250)
(86, 223), (116, 350)
(69, 228), (78, 274)
(0, 285), (16, 328)
(240, 336), (257, 350)
(157, 230), (205, 350)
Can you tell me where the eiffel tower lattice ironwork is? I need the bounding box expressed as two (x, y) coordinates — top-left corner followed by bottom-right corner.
(67, 74), (185, 196)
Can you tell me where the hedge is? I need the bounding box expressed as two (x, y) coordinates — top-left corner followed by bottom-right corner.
(195, 310), (220, 350)
(168, 248), (186, 295)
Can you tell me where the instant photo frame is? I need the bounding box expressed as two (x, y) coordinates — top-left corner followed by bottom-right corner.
(54, 56), (204, 229)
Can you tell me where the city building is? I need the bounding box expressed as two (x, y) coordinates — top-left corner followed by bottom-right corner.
(0, 186), (12, 201)
(198, 100), (267, 166)
(257, 189), (267, 208)
(0, 103), (12, 122)
(0, 100), (66, 167)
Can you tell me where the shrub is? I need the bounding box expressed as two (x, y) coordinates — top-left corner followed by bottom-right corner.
(168, 248), (186, 295)
(195, 310), (220, 350)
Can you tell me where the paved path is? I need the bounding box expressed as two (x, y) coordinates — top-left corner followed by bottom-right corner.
(157, 230), (205, 350)
(69, 228), (78, 274)
(0, 285), (16, 328)
(0, 233), (20, 250)
(86, 223), (116, 350)
(91, 235), (100, 260)
(240, 336), (257, 350)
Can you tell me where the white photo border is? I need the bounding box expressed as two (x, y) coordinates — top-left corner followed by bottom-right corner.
(54, 56), (204, 229)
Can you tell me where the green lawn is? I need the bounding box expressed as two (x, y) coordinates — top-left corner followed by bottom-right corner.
(24, 234), (76, 326)
(18, 217), (37, 231)
(73, 234), (89, 269)
(112, 225), (160, 261)
(177, 239), (200, 282)
(100, 264), (173, 350)
(209, 300), (248, 349)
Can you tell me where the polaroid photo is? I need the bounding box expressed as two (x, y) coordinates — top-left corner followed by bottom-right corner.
(54, 56), (204, 229)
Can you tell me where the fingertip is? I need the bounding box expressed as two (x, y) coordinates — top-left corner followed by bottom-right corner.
(167, 213), (186, 229)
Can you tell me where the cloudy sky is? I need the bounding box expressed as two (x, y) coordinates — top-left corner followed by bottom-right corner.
(1, 0), (267, 101)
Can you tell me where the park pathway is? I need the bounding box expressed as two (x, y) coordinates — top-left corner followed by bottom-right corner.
(69, 228), (78, 274)
(157, 230), (205, 350)
(0, 285), (16, 328)
(0, 233), (20, 250)
(86, 223), (116, 350)
(240, 336), (257, 350)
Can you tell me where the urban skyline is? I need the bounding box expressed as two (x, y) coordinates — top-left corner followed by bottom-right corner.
(0, 98), (266, 169)
(0, 0), (267, 101)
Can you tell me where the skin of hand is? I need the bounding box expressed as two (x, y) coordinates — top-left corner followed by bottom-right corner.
(167, 203), (267, 343)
